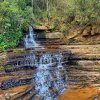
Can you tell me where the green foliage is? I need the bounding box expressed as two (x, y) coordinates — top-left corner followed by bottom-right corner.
(0, 66), (5, 70)
(0, 31), (22, 51)
(32, 0), (100, 32)
(0, 0), (33, 51)
(0, 0), (100, 51)
(67, 0), (100, 25)
(32, 0), (68, 25)
(0, 65), (10, 70)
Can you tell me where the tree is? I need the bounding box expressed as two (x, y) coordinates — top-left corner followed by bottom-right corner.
(0, 0), (33, 51)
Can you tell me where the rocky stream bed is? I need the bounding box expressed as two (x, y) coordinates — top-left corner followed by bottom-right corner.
(0, 36), (100, 100)
(0, 45), (100, 100)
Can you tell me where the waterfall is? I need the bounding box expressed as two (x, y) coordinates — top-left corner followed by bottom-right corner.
(16, 27), (69, 99)
(7, 51), (68, 100)
(32, 52), (67, 100)
(24, 26), (39, 48)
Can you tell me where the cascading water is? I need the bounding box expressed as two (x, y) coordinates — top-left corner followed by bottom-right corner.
(22, 27), (68, 99)
(7, 51), (68, 100)
(4, 25), (100, 100)
(24, 26), (39, 48)
(32, 52), (67, 100)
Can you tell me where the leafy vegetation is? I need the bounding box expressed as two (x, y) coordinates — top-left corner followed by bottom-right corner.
(0, 0), (33, 51)
(0, 0), (100, 51)
(0, 65), (10, 70)
(67, 0), (100, 25)
(0, 66), (5, 70)
(33, 0), (100, 29)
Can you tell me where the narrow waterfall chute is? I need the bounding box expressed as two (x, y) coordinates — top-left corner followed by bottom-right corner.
(24, 26), (39, 48)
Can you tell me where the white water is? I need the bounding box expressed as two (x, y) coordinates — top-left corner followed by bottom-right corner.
(24, 26), (39, 48)
(33, 53), (67, 100)
(23, 26), (67, 100)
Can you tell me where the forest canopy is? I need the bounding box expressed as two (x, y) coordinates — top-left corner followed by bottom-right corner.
(0, 0), (100, 51)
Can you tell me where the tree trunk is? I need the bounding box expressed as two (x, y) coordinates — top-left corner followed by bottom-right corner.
(46, 0), (49, 26)
(32, 0), (34, 14)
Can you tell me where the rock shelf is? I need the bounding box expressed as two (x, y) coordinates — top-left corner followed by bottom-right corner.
(0, 45), (100, 99)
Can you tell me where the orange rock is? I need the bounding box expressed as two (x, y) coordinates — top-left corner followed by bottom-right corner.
(59, 87), (100, 100)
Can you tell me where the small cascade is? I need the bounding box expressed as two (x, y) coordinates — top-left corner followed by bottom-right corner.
(7, 52), (68, 67)
(24, 26), (39, 48)
(7, 51), (68, 100)
(32, 52), (67, 100)
(55, 53), (63, 69)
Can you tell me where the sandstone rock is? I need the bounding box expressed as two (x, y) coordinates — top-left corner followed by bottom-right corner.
(91, 25), (100, 35)
(67, 26), (84, 39)
(46, 32), (64, 39)
(33, 25), (49, 31)
(59, 87), (100, 100)
(82, 27), (91, 36)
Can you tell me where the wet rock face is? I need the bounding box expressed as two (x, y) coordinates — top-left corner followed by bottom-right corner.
(7, 51), (70, 67)
(1, 78), (32, 90)
(5, 66), (36, 73)
(3, 50), (69, 100)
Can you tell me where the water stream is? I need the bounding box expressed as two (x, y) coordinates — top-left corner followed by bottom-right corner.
(24, 26), (68, 100)
(32, 53), (67, 100)
(1, 26), (99, 100)
(24, 26), (39, 48)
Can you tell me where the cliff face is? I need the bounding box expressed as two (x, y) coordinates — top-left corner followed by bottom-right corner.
(33, 24), (100, 44)
(67, 25), (100, 44)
